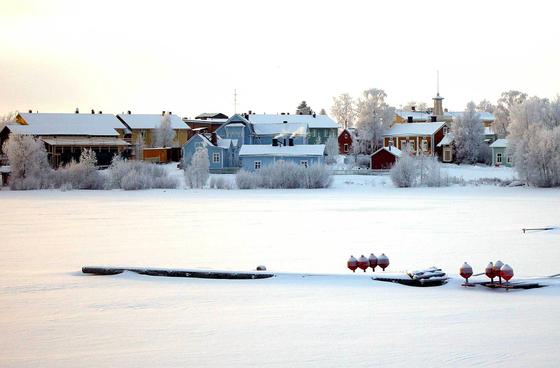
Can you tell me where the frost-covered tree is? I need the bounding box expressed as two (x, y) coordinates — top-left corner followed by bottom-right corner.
(494, 90), (528, 138)
(296, 101), (313, 115)
(53, 149), (105, 190)
(331, 93), (355, 129)
(2, 133), (50, 190)
(153, 113), (176, 147)
(184, 146), (209, 188)
(390, 150), (416, 188)
(325, 137), (339, 165)
(105, 155), (178, 190)
(508, 96), (560, 187)
(403, 101), (428, 112)
(452, 102), (484, 164)
(1, 111), (17, 130)
(355, 88), (395, 154)
(477, 99), (495, 113)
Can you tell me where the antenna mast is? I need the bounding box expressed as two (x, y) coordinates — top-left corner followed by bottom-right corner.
(436, 70), (440, 96)
(234, 89), (238, 114)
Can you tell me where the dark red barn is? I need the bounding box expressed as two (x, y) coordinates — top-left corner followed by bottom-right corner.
(370, 146), (402, 169)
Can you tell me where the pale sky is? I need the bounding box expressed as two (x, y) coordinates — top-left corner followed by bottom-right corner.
(1, 0), (559, 118)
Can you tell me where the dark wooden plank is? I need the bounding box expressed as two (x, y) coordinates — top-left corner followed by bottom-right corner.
(82, 266), (275, 280)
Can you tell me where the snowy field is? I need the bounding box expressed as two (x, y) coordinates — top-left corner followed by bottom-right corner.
(1, 166), (560, 367)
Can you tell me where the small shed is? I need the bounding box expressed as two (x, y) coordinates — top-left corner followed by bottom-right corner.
(370, 146), (402, 169)
(489, 139), (511, 167)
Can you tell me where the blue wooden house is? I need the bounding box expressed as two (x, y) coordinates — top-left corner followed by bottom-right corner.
(239, 138), (326, 171)
(215, 114), (308, 145)
(182, 133), (240, 171)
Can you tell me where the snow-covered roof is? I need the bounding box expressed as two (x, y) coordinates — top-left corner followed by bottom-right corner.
(371, 146), (402, 157)
(252, 123), (308, 136)
(217, 138), (238, 148)
(239, 144), (326, 157)
(247, 114), (338, 129)
(490, 138), (507, 148)
(195, 113), (228, 120)
(41, 137), (130, 146)
(436, 133), (454, 147)
(9, 112), (123, 136)
(183, 118), (227, 125)
(395, 110), (432, 121)
(384, 122), (445, 137)
(226, 123), (245, 127)
(446, 111), (495, 121)
(117, 114), (189, 130)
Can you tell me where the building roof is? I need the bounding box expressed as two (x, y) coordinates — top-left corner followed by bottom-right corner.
(117, 113), (189, 130)
(371, 146), (402, 158)
(9, 113), (123, 136)
(239, 144), (326, 157)
(217, 137), (238, 148)
(195, 113), (229, 120)
(384, 122), (446, 137)
(41, 137), (130, 146)
(436, 133), (455, 147)
(490, 138), (508, 148)
(395, 110), (432, 121)
(183, 118), (228, 126)
(246, 114), (338, 129)
(446, 111), (495, 121)
(252, 122), (308, 136)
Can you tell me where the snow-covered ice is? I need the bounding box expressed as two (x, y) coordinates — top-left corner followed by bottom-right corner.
(1, 171), (559, 367)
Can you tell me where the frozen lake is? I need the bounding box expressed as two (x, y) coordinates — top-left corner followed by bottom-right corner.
(1, 177), (559, 367)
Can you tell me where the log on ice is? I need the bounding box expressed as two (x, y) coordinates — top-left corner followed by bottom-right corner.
(82, 266), (275, 280)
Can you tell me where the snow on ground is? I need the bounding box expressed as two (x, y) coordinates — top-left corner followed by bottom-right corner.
(1, 169), (559, 367)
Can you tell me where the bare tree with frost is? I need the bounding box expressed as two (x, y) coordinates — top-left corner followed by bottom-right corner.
(508, 96), (560, 187)
(493, 90), (528, 138)
(325, 137), (339, 165)
(2, 133), (50, 190)
(184, 146), (210, 188)
(153, 112), (176, 147)
(452, 102), (484, 164)
(355, 88), (395, 154)
(331, 93), (355, 129)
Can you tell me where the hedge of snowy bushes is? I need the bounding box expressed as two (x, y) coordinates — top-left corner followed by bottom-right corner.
(235, 161), (332, 189)
(2, 134), (178, 190)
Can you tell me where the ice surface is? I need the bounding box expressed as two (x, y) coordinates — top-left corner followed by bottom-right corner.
(1, 171), (559, 367)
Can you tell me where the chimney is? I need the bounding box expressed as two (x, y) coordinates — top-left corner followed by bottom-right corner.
(91, 109), (95, 114)
(210, 132), (218, 146)
(168, 111), (172, 115)
(444, 108), (448, 112)
(127, 110), (131, 114)
(312, 113), (316, 118)
(248, 110), (252, 115)
(162, 110), (165, 116)
(272, 138), (278, 146)
(407, 116), (413, 123)
(99, 111), (102, 114)
(75, 108), (79, 114)
(28, 109), (32, 113)
(288, 138), (294, 146)
(281, 112), (285, 115)
(431, 116), (437, 122)
(411, 106), (416, 112)
(287, 112), (290, 115)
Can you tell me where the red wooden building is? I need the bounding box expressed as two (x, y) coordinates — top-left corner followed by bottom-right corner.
(370, 146), (402, 169)
(338, 128), (354, 154)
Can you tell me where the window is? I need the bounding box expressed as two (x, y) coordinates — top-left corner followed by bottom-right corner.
(421, 139), (428, 151)
(254, 161), (261, 170)
(344, 143), (349, 152)
(443, 149), (452, 162)
(496, 153), (502, 164)
(443, 126), (449, 135)
(300, 160), (308, 168)
(212, 152), (221, 163)
(400, 140), (407, 150)
(409, 141), (415, 151)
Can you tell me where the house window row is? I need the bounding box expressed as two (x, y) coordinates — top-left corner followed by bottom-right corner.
(253, 160), (309, 169)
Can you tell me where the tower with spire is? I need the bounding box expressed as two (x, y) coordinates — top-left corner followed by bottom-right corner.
(432, 70), (444, 118)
